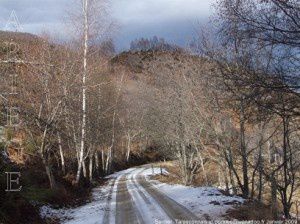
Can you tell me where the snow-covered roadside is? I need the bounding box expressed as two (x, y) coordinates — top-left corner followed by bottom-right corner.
(40, 179), (115, 224)
(40, 166), (245, 223)
(107, 167), (136, 179)
(40, 169), (134, 224)
(140, 167), (245, 220)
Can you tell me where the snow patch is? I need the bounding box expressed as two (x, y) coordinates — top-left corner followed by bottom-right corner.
(107, 167), (136, 178)
(141, 167), (245, 220)
(40, 166), (245, 223)
(40, 181), (113, 224)
(40, 168), (134, 224)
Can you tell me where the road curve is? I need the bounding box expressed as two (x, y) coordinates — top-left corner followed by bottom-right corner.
(111, 167), (199, 224)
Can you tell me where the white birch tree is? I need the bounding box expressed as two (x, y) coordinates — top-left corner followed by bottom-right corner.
(67, 0), (113, 184)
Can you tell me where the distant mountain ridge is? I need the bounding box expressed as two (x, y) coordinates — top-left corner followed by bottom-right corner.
(0, 31), (40, 43)
(130, 36), (183, 52)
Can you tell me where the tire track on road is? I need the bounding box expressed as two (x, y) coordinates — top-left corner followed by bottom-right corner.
(116, 171), (144, 224)
(130, 169), (151, 205)
(135, 169), (200, 222)
(102, 178), (117, 224)
(129, 169), (173, 223)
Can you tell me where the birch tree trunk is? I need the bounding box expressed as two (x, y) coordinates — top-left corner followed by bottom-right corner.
(89, 153), (93, 182)
(40, 127), (56, 189)
(199, 152), (208, 185)
(101, 149), (105, 174)
(57, 133), (65, 175)
(95, 151), (99, 176)
(75, 0), (88, 184)
(82, 160), (87, 178)
(126, 133), (131, 162)
(223, 165), (230, 193)
(42, 155), (56, 189)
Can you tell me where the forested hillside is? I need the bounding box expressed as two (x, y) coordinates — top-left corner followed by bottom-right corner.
(0, 0), (299, 223)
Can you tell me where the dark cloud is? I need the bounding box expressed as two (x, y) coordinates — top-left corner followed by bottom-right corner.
(115, 19), (207, 50)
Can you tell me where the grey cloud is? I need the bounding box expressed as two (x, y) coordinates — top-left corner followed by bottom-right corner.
(0, 0), (215, 50)
(0, 0), (68, 32)
(115, 18), (208, 50)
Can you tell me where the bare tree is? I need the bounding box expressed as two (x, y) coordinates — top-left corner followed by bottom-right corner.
(67, 0), (114, 184)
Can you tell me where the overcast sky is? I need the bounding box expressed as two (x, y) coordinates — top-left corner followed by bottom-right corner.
(0, 0), (215, 50)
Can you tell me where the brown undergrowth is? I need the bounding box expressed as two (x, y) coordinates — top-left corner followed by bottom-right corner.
(152, 161), (275, 221)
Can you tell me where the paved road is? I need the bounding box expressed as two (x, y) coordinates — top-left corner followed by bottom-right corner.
(103, 167), (200, 224)
(116, 175), (144, 224)
(136, 173), (199, 222)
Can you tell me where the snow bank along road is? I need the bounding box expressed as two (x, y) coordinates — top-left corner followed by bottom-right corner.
(41, 166), (244, 224)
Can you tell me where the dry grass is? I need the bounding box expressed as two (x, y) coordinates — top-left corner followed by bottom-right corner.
(150, 160), (221, 187)
(151, 174), (182, 185)
(151, 161), (300, 220)
(226, 201), (274, 220)
(150, 161), (183, 185)
(194, 162), (220, 187)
